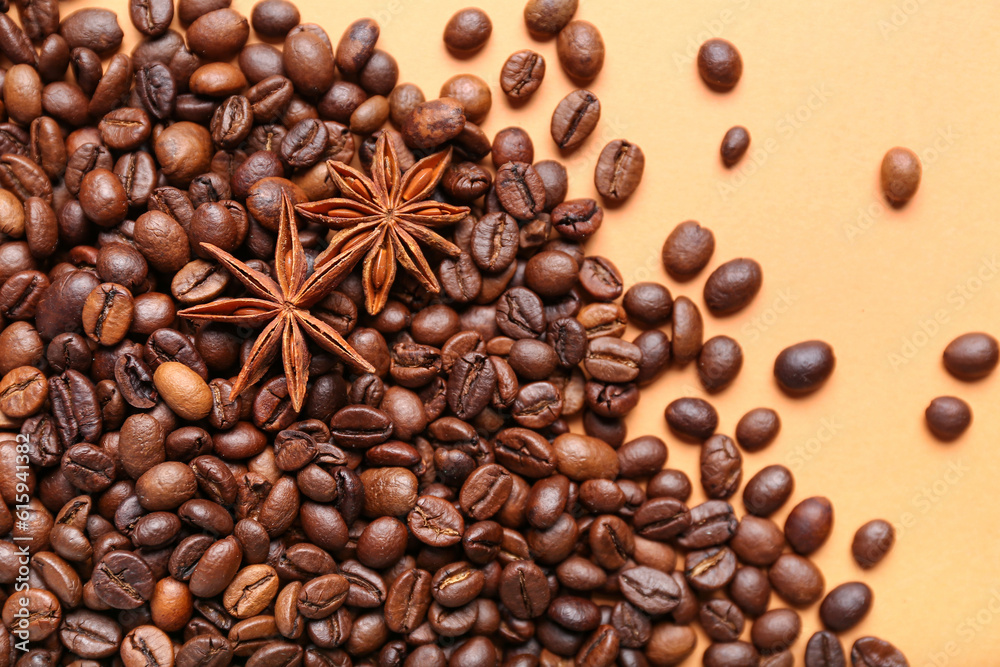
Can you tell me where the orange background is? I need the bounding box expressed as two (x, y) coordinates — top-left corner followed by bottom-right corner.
(70, 0), (1000, 663)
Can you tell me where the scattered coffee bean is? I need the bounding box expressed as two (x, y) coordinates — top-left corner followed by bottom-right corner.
(698, 38), (742, 91)
(443, 7), (492, 53)
(774, 340), (836, 395)
(557, 20), (604, 81)
(852, 519), (895, 569)
(721, 125), (751, 167)
(880, 146), (921, 206)
(925, 395), (972, 441)
(942, 332), (998, 380)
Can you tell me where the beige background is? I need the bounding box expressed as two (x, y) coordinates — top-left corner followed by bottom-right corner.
(73, 0), (1000, 663)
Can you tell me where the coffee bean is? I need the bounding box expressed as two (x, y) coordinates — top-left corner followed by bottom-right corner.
(924, 396), (972, 440)
(186, 8), (248, 61)
(752, 608), (801, 655)
(704, 257), (763, 315)
(805, 630), (846, 667)
(557, 20), (604, 81)
(121, 625), (173, 667)
(769, 553), (825, 607)
(698, 38), (742, 91)
(820, 582), (873, 633)
(501, 49), (546, 100)
(663, 220), (715, 280)
(130, 0), (174, 37)
(664, 397), (718, 441)
(880, 146), (921, 206)
(671, 296), (704, 365)
(594, 140), (644, 202)
(93, 551), (154, 609)
(785, 496), (834, 555)
(774, 340), (836, 395)
(730, 566), (771, 618)
(553, 433), (619, 481)
(500, 560), (550, 619)
(578, 256), (622, 302)
(60, 609), (123, 659)
(697, 335), (743, 392)
(721, 125), (751, 167)
(850, 637), (908, 667)
(700, 598), (745, 642)
(852, 519), (895, 570)
(735, 407), (781, 451)
(552, 198), (603, 241)
(942, 331), (998, 380)
(551, 89), (600, 150)
(684, 546), (737, 592)
(700, 434), (742, 499)
(703, 641), (759, 667)
(82, 283), (134, 346)
(443, 7), (492, 53)
(743, 464), (794, 517)
(60, 8), (124, 55)
(250, 0), (299, 38)
(535, 159), (569, 210)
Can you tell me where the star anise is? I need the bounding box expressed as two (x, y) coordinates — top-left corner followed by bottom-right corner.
(177, 194), (375, 412)
(297, 133), (471, 315)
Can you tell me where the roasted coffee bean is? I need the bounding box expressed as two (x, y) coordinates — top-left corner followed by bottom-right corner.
(700, 598), (745, 643)
(471, 211), (520, 271)
(440, 72), (489, 123)
(664, 397), (717, 441)
(497, 287), (546, 339)
(774, 340), (836, 395)
(704, 258), (762, 315)
(550, 89), (600, 150)
(662, 220), (715, 280)
(850, 637), (908, 667)
(552, 198), (603, 241)
(622, 282), (671, 327)
(501, 49), (545, 100)
(0, 153), (53, 203)
(443, 7), (491, 53)
(785, 496), (834, 555)
(735, 407), (781, 451)
(769, 553), (825, 607)
(684, 546), (737, 592)
(82, 283), (134, 346)
(752, 608), (801, 655)
(698, 335), (743, 392)
(852, 519), (895, 569)
(721, 125), (751, 167)
(730, 516), (784, 567)
(820, 582), (872, 632)
(495, 162), (546, 221)
(700, 435), (741, 499)
(556, 20), (604, 81)
(130, 0), (174, 37)
(743, 464), (794, 517)
(92, 551), (154, 609)
(880, 146), (921, 206)
(805, 630), (846, 667)
(942, 332), (998, 380)
(925, 395), (972, 440)
(251, 0), (299, 38)
(0, 13), (36, 65)
(402, 97), (465, 149)
(460, 463), (513, 520)
(594, 140), (644, 202)
(698, 38), (742, 91)
(578, 256), (622, 302)
(500, 560), (550, 619)
(648, 469), (693, 503)
(729, 566), (771, 618)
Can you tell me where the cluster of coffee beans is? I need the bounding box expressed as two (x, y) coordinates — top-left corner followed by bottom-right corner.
(0, 0), (915, 665)
(923, 331), (997, 441)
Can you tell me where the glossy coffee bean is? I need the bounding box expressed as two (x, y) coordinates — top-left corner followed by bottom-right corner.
(774, 340), (836, 395)
(880, 146), (921, 206)
(820, 582), (873, 632)
(784, 496), (834, 555)
(942, 332), (998, 380)
(852, 519), (895, 570)
(925, 396), (972, 440)
(697, 38), (742, 91)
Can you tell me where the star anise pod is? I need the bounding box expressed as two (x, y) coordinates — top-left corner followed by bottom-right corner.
(297, 133), (471, 315)
(177, 194), (375, 412)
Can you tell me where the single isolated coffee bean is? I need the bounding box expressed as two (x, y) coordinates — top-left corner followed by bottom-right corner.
(556, 20), (604, 81)
(697, 38), (742, 91)
(942, 332), (999, 380)
(551, 89), (600, 151)
(721, 125), (750, 167)
(735, 407), (781, 451)
(880, 146), (921, 206)
(774, 340), (836, 395)
(784, 496), (834, 555)
(704, 257), (763, 315)
(852, 519), (895, 569)
(925, 395), (972, 441)
(595, 139), (644, 202)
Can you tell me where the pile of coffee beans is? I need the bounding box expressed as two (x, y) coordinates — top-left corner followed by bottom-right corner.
(0, 0), (916, 665)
